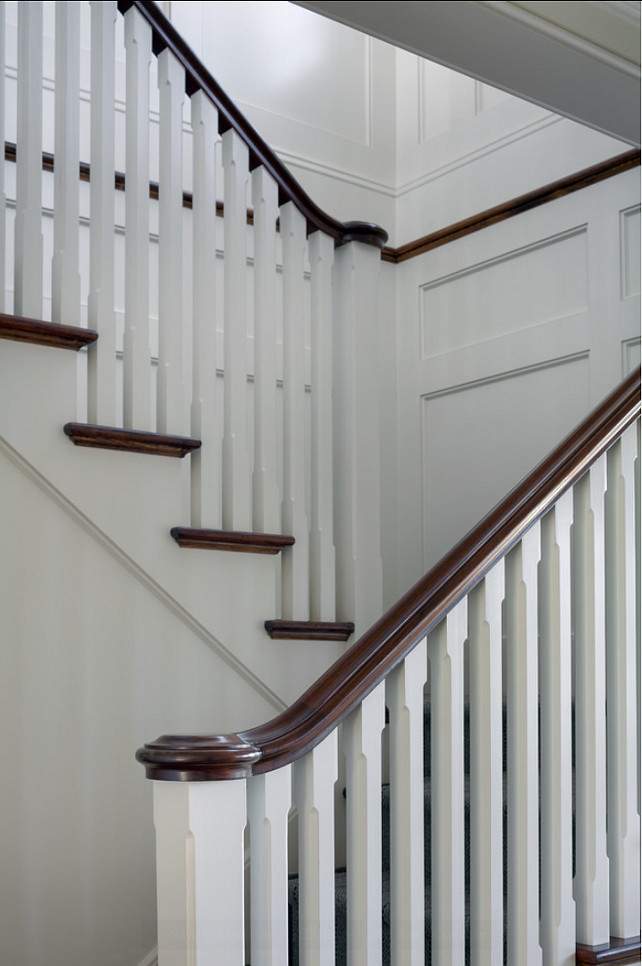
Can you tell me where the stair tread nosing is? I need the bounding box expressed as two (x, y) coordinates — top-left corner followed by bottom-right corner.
(171, 527), (295, 554)
(265, 619), (355, 642)
(64, 423), (201, 458)
(0, 312), (98, 350)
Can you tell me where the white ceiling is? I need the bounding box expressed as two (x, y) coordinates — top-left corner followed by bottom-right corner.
(291, 1), (641, 146)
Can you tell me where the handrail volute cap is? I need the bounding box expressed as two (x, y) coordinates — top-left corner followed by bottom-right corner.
(136, 733), (261, 781)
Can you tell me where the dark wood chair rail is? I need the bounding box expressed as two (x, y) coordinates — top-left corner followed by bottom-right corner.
(137, 367), (641, 782)
(116, 0), (387, 251)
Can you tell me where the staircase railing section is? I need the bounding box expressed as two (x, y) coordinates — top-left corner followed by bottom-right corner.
(138, 368), (641, 965)
(4, 0), (387, 633)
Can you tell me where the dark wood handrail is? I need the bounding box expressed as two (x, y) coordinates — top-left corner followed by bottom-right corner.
(137, 367), (641, 781)
(116, 0), (387, 250)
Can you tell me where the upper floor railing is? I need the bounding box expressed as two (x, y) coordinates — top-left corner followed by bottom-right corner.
(6, 0), (388, 636)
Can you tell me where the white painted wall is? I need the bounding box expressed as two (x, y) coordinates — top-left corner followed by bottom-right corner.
(164, 1), (630, 244)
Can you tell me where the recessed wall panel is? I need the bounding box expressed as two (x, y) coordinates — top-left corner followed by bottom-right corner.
(421, 228), (588, 358)
(421, 355), (589, 570)
(620, 206), (641, 299)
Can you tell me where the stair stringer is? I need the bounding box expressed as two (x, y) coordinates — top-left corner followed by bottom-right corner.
(0, 338), (345, 709)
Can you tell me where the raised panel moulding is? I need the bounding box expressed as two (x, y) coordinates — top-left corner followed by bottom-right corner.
(420, 227), (588, 359)
(620, 205), (641, 299)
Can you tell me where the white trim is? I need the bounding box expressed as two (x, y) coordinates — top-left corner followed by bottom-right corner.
(481, 1), (640, 76)
(396, 114), (560, 195)
(136, 949), (158, 966)
(0, 433), (288, 713)
(420, 349), (590, 402)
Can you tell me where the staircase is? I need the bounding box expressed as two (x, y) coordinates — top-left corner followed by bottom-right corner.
(0, 3), (639, 966)
(139, 367), (641, 966)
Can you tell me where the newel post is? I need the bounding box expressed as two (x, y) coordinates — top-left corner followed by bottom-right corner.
(152, 780), (247, 966)
(332, 228), (387, 636)
(139, 733), (260, 966)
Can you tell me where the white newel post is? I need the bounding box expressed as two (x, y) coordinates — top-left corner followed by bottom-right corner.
(88, 0), (117, 426)
(153, 780), (248, 966)
(333, 241), (384, 636)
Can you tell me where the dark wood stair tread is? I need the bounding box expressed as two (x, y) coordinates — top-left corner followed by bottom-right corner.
(576, 936), (641, 965)
(265, 620), (355, 641)
(0, 312), (98, 350)
(171, 528), (295, 554)
(64, 423), (201, 457)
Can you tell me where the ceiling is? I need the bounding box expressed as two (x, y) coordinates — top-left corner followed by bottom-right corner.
(291, 1), (641, 146)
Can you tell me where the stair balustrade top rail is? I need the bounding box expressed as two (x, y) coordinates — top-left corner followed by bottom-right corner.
(117, 0), (388, 250)
(137, 365), (642, 782)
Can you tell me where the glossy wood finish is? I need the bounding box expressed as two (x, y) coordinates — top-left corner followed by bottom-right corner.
(382, 150), (641, 263)
(0, 312), (97, 350)
(264, 620), (354, 641)
(63, 422), (201, 457)
(576, 935), (641, 965)
(170, 528), (294, 554)
(137, 368), (640, 780)
(116, 1), (387, 249)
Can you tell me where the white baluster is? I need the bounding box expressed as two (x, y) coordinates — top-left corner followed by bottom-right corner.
(222, 128), (251, 530)
(505, 526), (543, 966)
(573, 456), (610, 945)
(606, 424), (641, 938)
(344, 682), (386, 966)
(153, 779), (247, 966)
(293, 731), (338, 966)
(123, 7), (151, 430)
(280, 201), (309, 618)
(251, 166), (280, 534)
(87, 0), (117, 426)
(333, 241), (383, 636)
(51, 0), (80, 326)
(539, 492), (576, 965)
(387, 639), (428, 966)
(468, 561), (504, 966)
(14, 0), (43, 319)
(309, 230), (336, 620)
(157, 47), (185, 436)
(190, 92), (220, 527)
(428, 599), (467, 966)
(0, 1), (6, 312)
(248, 766), (292, 966)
